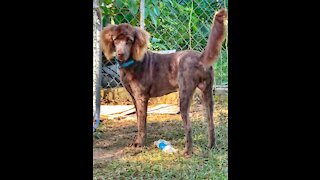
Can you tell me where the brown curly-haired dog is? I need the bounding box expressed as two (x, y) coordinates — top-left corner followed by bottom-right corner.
(101, 9), (227, 157)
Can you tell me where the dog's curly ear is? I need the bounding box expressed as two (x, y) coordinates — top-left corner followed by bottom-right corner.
(100, 24), (116, 60)
(132, 27), (150, 61)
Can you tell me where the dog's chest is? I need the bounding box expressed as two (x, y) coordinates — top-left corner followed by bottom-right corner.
(120, 71), (133, 82)
(120, 68), (143, 83)
(120, 69), (149, 92)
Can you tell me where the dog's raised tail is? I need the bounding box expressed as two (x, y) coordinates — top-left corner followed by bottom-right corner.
(200, 9), (227, 67)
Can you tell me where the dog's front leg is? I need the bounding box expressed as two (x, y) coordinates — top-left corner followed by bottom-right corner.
(132, 96), (149, 147)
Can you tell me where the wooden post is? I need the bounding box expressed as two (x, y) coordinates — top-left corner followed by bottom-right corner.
(93, 0), (102, 131)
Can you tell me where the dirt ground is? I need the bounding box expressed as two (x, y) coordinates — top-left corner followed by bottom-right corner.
(93, 94), (228, 167)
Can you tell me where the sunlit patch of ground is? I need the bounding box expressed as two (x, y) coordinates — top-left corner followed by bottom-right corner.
(93, 95), (228, 179)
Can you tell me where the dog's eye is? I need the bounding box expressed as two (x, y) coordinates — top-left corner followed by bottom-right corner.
(126, 39), (133, 44)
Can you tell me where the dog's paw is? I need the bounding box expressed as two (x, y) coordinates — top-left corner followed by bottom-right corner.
(208, 142), (217, 149)
(182, 148), (193, 158)
(129, 138), (145, 147)
(129, 142), (144, 148)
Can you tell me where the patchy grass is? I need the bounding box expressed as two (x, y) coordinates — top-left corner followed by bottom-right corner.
(93, 95), (228, 179)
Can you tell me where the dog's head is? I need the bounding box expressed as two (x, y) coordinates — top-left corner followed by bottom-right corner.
(100, 23), (150, 62)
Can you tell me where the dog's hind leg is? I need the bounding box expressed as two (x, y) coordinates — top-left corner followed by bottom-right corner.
(179, 80), (197, 157)
(199, 79), (216, 149)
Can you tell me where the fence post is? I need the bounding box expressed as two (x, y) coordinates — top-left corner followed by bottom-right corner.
(140, 0), (145, 29)
(93, 0), (102, 132)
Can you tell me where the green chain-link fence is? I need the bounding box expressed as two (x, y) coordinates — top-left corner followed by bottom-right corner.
(100, 0), (228, 89)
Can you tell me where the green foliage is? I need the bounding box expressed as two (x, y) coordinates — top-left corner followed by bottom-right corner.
(100, 0), (228, 85)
